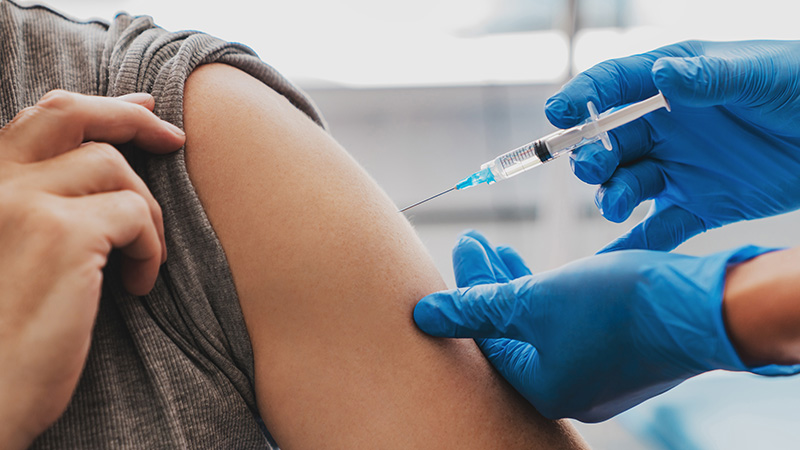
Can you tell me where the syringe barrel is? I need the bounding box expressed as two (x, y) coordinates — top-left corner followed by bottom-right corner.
(481, 139), (548, 181)
(480, 127), (599, 182)
(478, 92), (669, 185)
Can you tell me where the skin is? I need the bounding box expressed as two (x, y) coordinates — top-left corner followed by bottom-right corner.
(183, 63), (587, 449)
(2, 65), (796, 449)
(0, 91), (185, 449)
(724, 247), (800, 367)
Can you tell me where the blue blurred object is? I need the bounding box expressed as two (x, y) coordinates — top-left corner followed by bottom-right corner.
(617, 371), (800, 450)
(414, 230), (800, 422)
(544, 40), (800, 252)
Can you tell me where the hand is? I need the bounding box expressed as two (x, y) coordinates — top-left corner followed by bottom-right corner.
(0, 91), (185, 448)
(545, 40), (800, 252)
(414, 230), (798, 422)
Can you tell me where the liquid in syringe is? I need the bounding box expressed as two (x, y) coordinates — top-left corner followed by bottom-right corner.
(399, 92), (670, 213)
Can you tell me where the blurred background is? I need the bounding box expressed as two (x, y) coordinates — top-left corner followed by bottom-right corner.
(41, 0), (800, 448)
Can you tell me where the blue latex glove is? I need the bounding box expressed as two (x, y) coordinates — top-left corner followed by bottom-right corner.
(414, 230), (800, 422)
(545, 40), (800, 252)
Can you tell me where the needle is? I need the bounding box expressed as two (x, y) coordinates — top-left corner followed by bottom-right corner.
(398, 187), (455, 213)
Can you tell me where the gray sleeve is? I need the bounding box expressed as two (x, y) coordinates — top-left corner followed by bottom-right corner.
(100, 13), (327, 416)
(0, 2), (330, 446)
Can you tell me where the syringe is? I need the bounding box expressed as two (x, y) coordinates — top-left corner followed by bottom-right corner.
(399, 92), (670, 213)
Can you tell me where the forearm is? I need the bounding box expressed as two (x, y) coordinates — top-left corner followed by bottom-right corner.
(723, 246), (800, 366)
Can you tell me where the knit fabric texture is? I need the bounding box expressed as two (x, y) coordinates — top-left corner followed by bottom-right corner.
(0, 1), (324, 447)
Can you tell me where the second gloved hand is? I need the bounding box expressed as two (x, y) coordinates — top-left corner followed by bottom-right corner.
(545, 40), (800, 252)
(414, 231), (799, 422)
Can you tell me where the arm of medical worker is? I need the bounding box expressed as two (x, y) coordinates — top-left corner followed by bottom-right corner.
(544, 40), (800, 252)
(724, 246), (800, 366)
(414, 230), (800, 423)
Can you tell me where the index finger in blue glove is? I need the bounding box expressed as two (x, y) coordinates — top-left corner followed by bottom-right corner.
(654, 54), (773, 109)
(414, 281), (530, 340)
(545, 41), (699, 128)
(598, 204), (708, 253)
(545, 54), (660, 128)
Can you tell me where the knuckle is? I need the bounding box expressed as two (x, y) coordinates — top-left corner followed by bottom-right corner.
(119, 190), (150, 217)
(86, 143), (129, 174)
(34, 203), (72, 234)
(0, 105), (37, 134)
(129, 102), (153, 121)
(127, 103), (163, 131)
(111, 100), (153, 127)
(36, 89), (78, 111)
(12, 105), (37, 121)
(17, 197), (72, 239)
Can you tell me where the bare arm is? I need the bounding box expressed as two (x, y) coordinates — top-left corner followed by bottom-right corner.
(183, 63), (586, 449)
(724, 246), (800, 366)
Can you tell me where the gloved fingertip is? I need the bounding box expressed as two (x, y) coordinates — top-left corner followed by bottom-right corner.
(496, 246), (533, 277)
(452, 234), (488, 265)
(544, 95), (579, 128)
(413, 297), (446, 336)
(596, 184), (633, 223)
(652, 56), (720, 107)
(570, 145), (616, 184)
(652, 57), (689, 96)
(570, 153), (603, 184)
(455, 234), (477, 247)
(459, 230), (498, 259)
(460, 229), (487, 244)
(414, 292), (462, 337)
(460, 228), (479, 236)
(494, 245), (513, 254)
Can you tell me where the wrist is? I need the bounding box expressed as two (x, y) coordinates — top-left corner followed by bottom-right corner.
(723, 247), (800, 366)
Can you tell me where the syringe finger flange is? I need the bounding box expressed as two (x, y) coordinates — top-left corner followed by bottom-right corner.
(587, 101), (612, 151)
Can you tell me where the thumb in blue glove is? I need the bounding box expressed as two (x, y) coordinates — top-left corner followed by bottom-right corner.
(545, 40), (800, 252)
(415, 230), (800, 422)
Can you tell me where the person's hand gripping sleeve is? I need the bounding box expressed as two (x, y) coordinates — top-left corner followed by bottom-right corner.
(545, 40), (800, 252)
(414, 230), (800, 422)
(0, 91), (184, 449)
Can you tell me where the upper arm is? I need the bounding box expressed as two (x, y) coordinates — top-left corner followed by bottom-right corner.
(183, 63), (585, 449)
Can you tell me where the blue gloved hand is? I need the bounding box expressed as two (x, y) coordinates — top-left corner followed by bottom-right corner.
(545, 40), (800, 252)
(414, 230), (800, 422)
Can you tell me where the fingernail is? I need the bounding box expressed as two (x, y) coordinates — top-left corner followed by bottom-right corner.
(118, 92), (153, 105)
(163, 121), (185, 137)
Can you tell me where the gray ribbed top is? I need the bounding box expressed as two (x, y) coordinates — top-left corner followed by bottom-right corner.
(0, 1), (324, 447)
